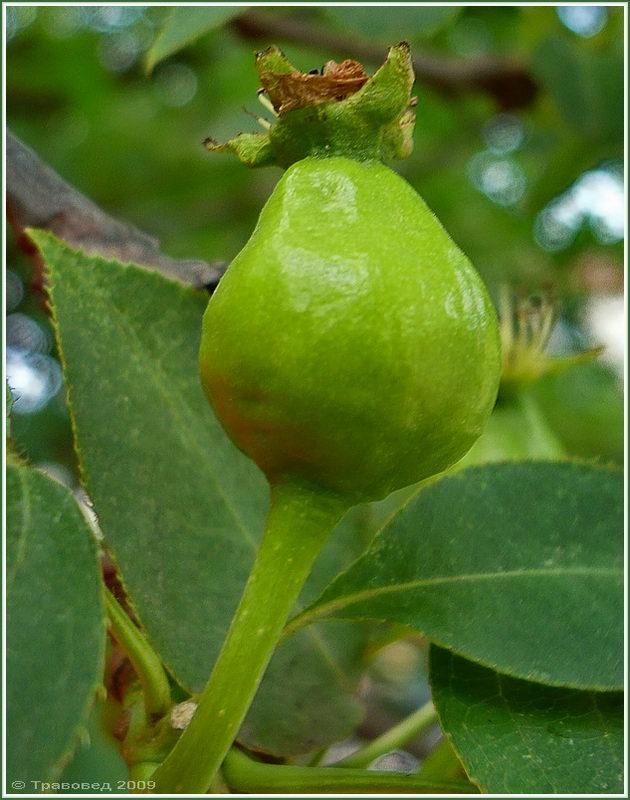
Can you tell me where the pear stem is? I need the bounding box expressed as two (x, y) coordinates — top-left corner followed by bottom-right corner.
(151, 482), (347, 794)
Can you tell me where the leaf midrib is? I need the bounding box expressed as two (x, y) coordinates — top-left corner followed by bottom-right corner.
(285, 565), (621, 635)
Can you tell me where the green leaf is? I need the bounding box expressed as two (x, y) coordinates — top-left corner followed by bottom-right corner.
(430, 647), (624, 794)
(145, 7), (246, 73)
(533, 35), (623, 144)
(325, 6), (461, 41)
(459, 392), (565, 466)
(289, 461), (623, 690)
(34, 230), (366, 756)
(531, 363), (624, 465)
(60, 700), (129, 793)
(7, 463), (106, 786)
(239, 623), (366, 755)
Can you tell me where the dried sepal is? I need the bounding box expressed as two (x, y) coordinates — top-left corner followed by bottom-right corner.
(204, 43), (416, 169)
(259, 58), (369, 114)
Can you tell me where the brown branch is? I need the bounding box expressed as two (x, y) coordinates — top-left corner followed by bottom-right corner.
(6, 129), (226, 290)
(233, 11), (538, 111)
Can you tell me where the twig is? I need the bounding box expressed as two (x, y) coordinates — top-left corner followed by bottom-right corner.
(222, 747), (478, 794)
(6, 130), (226, 290)
(335, 700), (438, 769)
(233, 11), (538, 110)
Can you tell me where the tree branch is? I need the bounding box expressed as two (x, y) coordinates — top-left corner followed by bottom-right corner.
(6, 130), (225, 290)
(233, 11), (537, 110)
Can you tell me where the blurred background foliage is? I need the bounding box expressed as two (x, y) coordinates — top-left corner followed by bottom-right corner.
(6, 4), (624, 476)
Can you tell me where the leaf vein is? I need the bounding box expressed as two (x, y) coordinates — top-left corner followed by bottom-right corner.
(287, 566), (621, 633)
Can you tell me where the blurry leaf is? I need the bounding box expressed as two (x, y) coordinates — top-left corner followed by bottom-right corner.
(9, 398), (75, 471)
(35, 231), (367, 756)
(431, 647), (624, 794)
(289, 462), (623, 690)
(325, 6), (461, 41)
(460, 392), (565, 465)
(60, 700), (129, 793)
(240, 623), (366, 755)
(531, 362), (623, 464)
(533, 35), (623, 144)
(145, 6), (246, 73)
(417, 735), (468, 783)
(7, 463), (106, 786)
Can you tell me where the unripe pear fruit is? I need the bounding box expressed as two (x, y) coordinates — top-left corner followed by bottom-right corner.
(200, 153), (500, 504)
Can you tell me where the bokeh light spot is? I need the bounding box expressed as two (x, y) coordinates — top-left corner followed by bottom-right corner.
(448, 16), (491, 57)
(583, 294), (624, 375)
(6, 6), (37, 41)
(98, 31), (141, 73)
(6, 270), (24, 312)
(7, 314), (51, 354)
(6, 350), (63, 414)
(42, 7), (83, 39)
(534, 205), (578, 252)
(468, 153), (527, 206)
(153, 64), (198, 107)
(80, 6), (146, 34)
(534, 162), (624, 251)
(482, 114), (525, 155)
(557, 6), (607, 37)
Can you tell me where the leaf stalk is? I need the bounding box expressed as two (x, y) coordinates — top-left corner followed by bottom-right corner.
(335, 699), (438, 768)
(105, 589), (171, 717)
